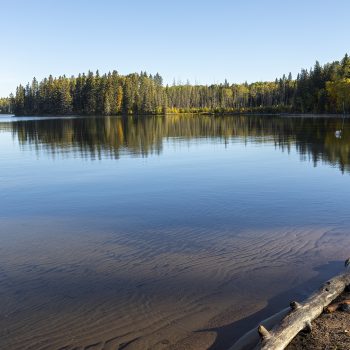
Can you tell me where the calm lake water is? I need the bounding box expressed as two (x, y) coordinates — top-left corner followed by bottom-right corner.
(1, 114), (350, 350)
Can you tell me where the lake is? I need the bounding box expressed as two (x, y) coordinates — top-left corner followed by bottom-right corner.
(1, 114), (350, 350)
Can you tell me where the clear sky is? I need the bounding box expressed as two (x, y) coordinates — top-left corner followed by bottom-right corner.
(1, 0), (349, 96)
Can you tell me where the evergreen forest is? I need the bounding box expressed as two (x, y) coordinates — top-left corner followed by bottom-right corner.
(4, 54), (350, 116)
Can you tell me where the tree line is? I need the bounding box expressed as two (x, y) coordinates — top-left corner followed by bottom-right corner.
(6, 54), (350, 116)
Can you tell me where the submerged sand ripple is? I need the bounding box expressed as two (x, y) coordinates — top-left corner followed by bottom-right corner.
(1, 218), (349, 350)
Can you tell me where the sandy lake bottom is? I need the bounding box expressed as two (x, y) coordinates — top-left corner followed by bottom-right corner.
(1, 114), (350, 349)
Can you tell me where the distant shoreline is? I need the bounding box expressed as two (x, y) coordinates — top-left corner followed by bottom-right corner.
(4, 112), (350, 118)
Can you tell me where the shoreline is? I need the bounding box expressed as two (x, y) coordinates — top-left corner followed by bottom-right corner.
(3, 112), (350, 118)
(287, 288), (350, 349)
(231, 269), (350, 350)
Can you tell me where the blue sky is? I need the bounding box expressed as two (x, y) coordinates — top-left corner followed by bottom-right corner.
(1, 0), (349, 96)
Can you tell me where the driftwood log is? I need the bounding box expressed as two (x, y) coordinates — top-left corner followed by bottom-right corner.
(255, 271), (350, 350)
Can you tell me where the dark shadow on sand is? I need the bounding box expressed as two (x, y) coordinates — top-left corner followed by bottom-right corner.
(196, 260), (344, 350)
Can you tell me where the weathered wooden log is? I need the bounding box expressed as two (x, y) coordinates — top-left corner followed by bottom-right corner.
(256, 271), (350, 350)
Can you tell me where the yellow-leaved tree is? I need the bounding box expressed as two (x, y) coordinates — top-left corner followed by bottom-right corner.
(326, 78), (350, 113)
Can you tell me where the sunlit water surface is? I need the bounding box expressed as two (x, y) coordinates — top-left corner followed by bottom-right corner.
(1, 114), (350, 350)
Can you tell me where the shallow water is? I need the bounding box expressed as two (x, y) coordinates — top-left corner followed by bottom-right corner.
(1, 114), (350, 350)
